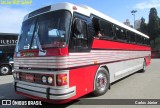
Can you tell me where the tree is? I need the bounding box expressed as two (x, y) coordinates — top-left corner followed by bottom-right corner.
(148, 8), (159, 47)
(159, 18), (160, 34)
(140, 17), (148, 35)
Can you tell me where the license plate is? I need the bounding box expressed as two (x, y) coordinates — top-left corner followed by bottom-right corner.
(25, 74), (34, 81)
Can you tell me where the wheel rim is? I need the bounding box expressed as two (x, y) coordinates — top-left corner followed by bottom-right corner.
(96, 73), (107, 91)
(1, 67), (9, 74)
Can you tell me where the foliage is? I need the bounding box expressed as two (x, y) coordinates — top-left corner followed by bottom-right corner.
(139, 17), (148, 35)
(148, 8), (159, 42)
(140, 8), (160, 48)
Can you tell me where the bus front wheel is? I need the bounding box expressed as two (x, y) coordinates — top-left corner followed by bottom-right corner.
(93, 68), (110, 96)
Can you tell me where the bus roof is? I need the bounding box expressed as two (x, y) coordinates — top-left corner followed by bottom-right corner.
(24, 2), (149, 39)
(78, 4), (149, 38)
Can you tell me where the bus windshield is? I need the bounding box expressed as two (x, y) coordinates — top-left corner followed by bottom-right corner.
(17, 10), (71, 51)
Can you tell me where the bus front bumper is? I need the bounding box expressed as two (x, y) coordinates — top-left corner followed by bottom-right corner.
(14, 81), (76, 100)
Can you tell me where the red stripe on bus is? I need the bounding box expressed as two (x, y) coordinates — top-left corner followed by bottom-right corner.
(92, 39), (151, 51)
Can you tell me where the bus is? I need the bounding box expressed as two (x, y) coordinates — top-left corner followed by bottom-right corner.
(13, 3), (151, 104)
(0, 33), (18, 75)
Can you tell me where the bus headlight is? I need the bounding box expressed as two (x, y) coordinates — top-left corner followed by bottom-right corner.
(48, 76), (53, 84)
(42, 76), (47, 83)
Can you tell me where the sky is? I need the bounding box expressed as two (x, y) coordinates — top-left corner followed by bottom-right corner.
(0, 0), (160, 33)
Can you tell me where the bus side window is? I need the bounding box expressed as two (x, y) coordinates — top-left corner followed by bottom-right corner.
(122, 29), (127, 42)
(147, 38), (150, 46)
(126, 31), (129, 42)
(99, 20), (114, 39)
(69, 18), (88, 52)
(115, 27), (121, 40)
(92, 17), (115, 40)
(128, 31), (136, 44)
(92, 17), (101, 37)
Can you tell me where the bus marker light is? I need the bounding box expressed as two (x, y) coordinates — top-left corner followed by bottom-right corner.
(56, 74), (67, 86)
(73, 6), (77, 10)
(94, 61), (98, 64)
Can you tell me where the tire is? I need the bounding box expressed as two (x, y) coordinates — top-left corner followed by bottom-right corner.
(141, 59), (146, 72)
(0, 65), (11, 75)
(93, 68), (110, 96)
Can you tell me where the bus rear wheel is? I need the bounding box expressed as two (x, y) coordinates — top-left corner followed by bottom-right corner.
(0, 65), (11, 75)
(93, 68), (110, 96)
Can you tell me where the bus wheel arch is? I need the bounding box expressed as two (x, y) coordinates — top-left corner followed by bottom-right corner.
(93, 66), (110, 96)
(102, 66), (111, 89)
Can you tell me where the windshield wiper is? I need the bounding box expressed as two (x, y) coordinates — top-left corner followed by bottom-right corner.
(35, 25), (45, 52)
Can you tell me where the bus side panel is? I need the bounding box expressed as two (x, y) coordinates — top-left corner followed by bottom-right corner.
(107, 58), (144, 83)
(69, 65), (99, 99)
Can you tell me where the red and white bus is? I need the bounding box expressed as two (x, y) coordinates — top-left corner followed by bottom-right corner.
(13, 2), (151, 104)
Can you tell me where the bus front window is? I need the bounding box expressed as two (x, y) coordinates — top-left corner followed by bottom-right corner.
(17, 10), (71, 51)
